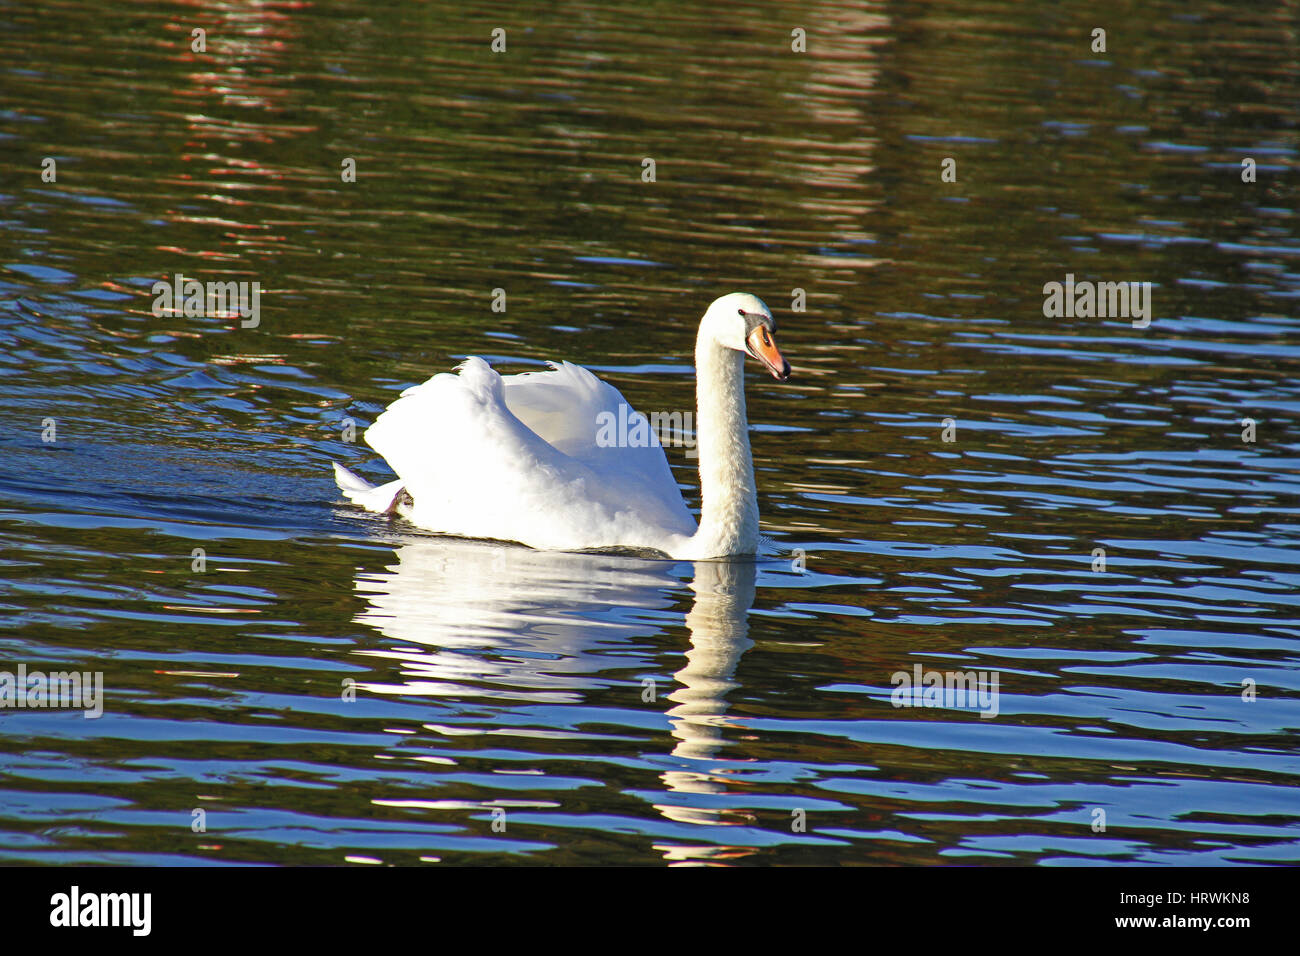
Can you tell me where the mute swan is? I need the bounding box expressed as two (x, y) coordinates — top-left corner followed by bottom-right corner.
(332, 292), (790, 559)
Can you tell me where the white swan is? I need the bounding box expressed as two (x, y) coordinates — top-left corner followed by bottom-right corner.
(332, 292), (790, 559)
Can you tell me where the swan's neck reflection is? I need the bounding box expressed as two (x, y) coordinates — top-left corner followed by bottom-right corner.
(658, 561), (756, 821)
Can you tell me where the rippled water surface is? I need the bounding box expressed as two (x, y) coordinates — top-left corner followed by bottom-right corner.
(1, 0), (1298, 865)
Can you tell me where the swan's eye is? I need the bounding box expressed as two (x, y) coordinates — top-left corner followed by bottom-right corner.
(737, 308), (745, 316)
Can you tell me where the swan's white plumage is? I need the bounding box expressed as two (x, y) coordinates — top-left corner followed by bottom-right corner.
(333, 292), (785, 559)
(353, 357), (695, 554)
(333, 462), (405, 514)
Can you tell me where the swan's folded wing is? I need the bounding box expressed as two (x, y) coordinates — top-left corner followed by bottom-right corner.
(362, 358), (694, 550)
(501, 361), (693, 529)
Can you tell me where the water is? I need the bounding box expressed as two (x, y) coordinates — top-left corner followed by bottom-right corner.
(1, 0), (1298, 865)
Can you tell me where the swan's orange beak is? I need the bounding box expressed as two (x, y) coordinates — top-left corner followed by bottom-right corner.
(746, 326), (791, 382)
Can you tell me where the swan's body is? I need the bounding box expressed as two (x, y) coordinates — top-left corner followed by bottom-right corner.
(333, 292), (790, 559)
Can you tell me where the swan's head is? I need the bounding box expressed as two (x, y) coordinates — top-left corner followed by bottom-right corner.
(701, 292), (791, 381)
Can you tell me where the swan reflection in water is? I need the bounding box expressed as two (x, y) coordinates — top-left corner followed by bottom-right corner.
(349, 533), (760, 863)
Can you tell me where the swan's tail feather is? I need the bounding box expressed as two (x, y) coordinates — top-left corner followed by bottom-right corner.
(332, 462), (407, 515)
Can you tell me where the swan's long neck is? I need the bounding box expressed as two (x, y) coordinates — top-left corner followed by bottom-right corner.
(691, 334), (759, 557)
